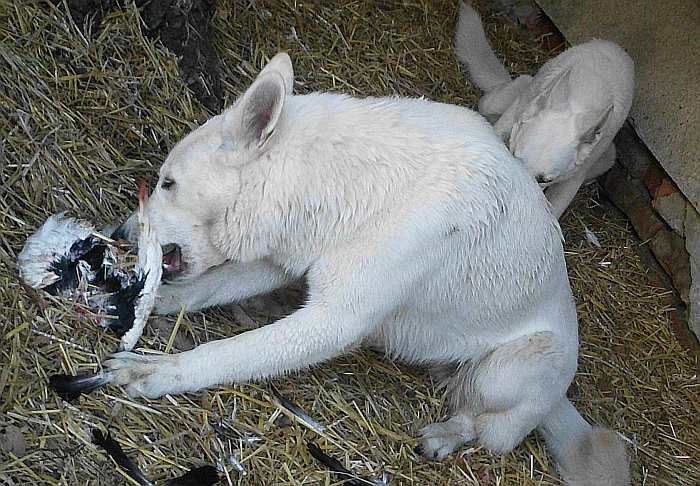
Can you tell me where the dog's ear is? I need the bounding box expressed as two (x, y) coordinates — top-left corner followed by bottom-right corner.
(258, 52), (294, 95)
(576, 104), (614, 146)
(572, 104), (613, 167)
(227, 53), (294, 149)
(522, 69), (571, 120)
(235, 73), (287, 148)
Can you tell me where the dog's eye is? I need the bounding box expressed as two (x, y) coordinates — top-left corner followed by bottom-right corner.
(161, 178), (175, 190)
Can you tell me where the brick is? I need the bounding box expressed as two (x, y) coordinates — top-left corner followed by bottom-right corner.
(685, 208), (700, 341)
(649, 230), (691, 303)
(602, 164), (665, 240)
(652, 187), (687, 235)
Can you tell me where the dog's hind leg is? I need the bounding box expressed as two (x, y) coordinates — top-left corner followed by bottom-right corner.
(154, 259), (294, 314)
(418, 331), (576, 459)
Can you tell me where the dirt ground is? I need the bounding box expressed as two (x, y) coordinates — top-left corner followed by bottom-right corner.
(0, 1), (698, 485)
(59, 0), (222, 111)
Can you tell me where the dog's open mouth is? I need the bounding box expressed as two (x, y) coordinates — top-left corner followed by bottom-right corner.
(161, 243), (185, 280)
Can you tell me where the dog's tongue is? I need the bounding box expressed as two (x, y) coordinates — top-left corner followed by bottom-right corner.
(162, 244), (183, 275)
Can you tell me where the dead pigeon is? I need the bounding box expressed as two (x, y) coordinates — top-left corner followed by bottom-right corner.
(18, 182), (162, 351)
(17, 213), (108, 294)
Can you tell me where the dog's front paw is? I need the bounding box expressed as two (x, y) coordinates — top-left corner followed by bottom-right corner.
(104, 352), (190, 399)
(416, 416), (476, 461)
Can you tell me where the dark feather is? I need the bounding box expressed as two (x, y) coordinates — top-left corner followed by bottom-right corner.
(91, 429), (153, 486)
(44, 236), (107, 295)
(270, 385), (325, 434)
(103, 273), (146, 336)
(91, 428), (219, 486)
(48, 372), (110, 401)
(164, 465), (220, 486)
(307, 442), (372, 486)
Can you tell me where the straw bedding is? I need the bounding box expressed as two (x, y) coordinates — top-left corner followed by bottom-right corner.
(1, 1), (697, 484)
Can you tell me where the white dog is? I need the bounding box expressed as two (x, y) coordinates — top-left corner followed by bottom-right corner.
(455, 1), (635, 218)
(107, 53), (629, 485)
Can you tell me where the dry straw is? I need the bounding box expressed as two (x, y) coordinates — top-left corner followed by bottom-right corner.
(1, 1), (697, 485)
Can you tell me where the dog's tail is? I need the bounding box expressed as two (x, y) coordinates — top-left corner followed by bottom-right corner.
(454, 1), (511, 91)
(538, 398), (630, 486)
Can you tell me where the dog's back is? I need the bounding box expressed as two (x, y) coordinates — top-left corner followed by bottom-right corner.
(108, 52), (628, 485)
(509, 40), (634, 137)
(267, 93), (571, 361)
(274, 92), (626, 484)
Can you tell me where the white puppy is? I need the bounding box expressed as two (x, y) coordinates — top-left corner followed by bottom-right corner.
(107, 53), (629, 485)
(455, 1), (635, 218)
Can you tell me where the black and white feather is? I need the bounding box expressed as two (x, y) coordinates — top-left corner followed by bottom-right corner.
(49, 372), (111, 401)
(117, 193), (162, 351)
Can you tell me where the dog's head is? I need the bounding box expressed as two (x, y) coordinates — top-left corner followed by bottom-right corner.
(507, 70), (613, 185)
(116, 53), (295, 280)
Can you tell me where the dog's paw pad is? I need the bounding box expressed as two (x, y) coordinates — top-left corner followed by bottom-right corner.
(417, 418), (475, 461)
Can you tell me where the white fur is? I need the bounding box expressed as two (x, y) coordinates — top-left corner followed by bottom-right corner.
(453, 0), (511, 92)
(455, 1), (635, 218)
(106, 53), (629, 484)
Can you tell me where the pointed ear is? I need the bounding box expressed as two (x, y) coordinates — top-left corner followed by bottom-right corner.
(577, 104), (614, 144)
(545, 69), (572, 106)
(258, 52), (294, 95)
(522, 69), (572, 119)
(235, 72), (287, 148)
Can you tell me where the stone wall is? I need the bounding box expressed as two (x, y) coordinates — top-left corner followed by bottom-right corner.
(603, 126), (699, 347)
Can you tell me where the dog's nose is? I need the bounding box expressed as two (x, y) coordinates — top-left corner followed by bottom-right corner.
(535, 174), (550, 184)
